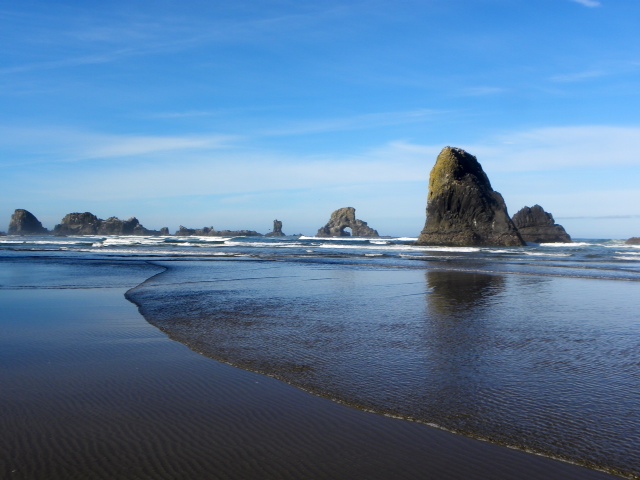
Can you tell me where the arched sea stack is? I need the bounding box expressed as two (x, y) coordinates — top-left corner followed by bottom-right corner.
(316, 207), (379, 238)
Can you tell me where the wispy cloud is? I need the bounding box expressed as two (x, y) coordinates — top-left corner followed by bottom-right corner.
(1, 5), (355, 76)
(466, 125), (640, 172)
(460, 86), (506, 96)
(257, 109), (444, 137)
(0, 49), (135, 75)
(0, 126), (237, 164)
(571, 0), (601, 7)
(559, 214), (640, 220)
(550, 69), (606, 83)
(143, 111), (217, 120)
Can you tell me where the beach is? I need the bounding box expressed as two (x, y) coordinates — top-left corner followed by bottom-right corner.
(0, 255), (629, 479)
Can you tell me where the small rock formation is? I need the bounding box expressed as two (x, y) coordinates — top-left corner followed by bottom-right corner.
(626, 237), (640, 245)
(159, 227), (170, 236)
(100, 216), (148, 235)
(416, 147), (524, 247)
(265, 219), (286, 237)
(512, 205), (572, 243)
(53, 212), (162, 236)
(8, 209), (49, 235)
(175, 226), (262, 237)
(316, 207), (379, 237)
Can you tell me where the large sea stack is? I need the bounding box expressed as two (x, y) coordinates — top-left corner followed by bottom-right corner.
(8, 209), (49, 235)
(416, 147), (524, 247)
(512, 205), (571, 243)
(316, 207), (379, 237)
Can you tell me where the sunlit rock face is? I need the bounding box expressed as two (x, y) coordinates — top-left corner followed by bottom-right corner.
(416, 147), (524, 247)
(316, 207), (379, 237)
(512, 205), (572, 243)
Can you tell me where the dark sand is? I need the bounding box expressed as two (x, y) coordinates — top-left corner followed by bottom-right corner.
(0, 266), (621, 479)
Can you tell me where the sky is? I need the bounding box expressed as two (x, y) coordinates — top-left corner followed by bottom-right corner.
(1, 0), (639, 238)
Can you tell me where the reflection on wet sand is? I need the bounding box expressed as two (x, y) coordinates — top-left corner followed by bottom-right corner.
(426, 270), (505, 318)
(419, 271), (507, 432)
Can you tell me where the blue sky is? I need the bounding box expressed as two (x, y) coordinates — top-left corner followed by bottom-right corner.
(1, 0), (639, 238)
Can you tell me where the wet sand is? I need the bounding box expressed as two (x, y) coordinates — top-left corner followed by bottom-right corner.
(0, 265), (621, 479)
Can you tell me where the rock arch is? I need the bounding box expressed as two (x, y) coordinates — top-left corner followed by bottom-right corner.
(316, 207), (379, 238)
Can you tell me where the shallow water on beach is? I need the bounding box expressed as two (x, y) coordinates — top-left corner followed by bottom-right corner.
(2, 235), (639, 478)
(1, 257), (620, 480)
(127, 259), (640, 478)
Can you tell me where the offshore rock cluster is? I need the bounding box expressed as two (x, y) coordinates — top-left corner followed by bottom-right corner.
(6, 146), (636, 244)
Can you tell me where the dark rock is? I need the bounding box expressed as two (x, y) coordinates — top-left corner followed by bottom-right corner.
(8, 209), (49, 235)
(266, 219), (286, 237)
(99, 216), (141, 235)
(512, 205), (572, 243)
(175, 225), (198, 236)
(416, 147), (524, 247)
(159, 227), (170, 236)
(53, 212), (101, 235)
(626, 237), (640, 245)
(175, 225), (263, 237)
(216, 229), (262, 237)
(53, 212), (161, 236)
(316, 207), (379, 237)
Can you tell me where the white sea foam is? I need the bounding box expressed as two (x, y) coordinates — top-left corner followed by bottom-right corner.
(414, 245), (481, 253)
(77, 247), (238, 256)
(540, 242), (591, 247)
(224, 240), (303, 248)
(298, 236), (374, 242)
(615, 256), (640, 261)
(169, 236), (231, 243)
(0, 239), (93, 245)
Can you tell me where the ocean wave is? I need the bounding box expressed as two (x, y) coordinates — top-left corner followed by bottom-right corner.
(540, 242), (591, 247)
(224, 240), (305, 248)
(614, 256), (640, 262)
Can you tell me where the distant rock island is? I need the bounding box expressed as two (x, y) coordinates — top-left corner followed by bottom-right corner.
(53, 212), (165, 236)
(8, 209), (49, 235)
(175, 226), (262, 237)
(512, 205), (571, 243)
(626, 237), (640, 245)
(5, 209), (272, 237)
(265, 219), (286, 237)
(416, 147), (525, 247)
(316, 207), (379, 237)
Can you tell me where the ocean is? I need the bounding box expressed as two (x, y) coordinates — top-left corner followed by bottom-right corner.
(1, 234), (638, 478)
